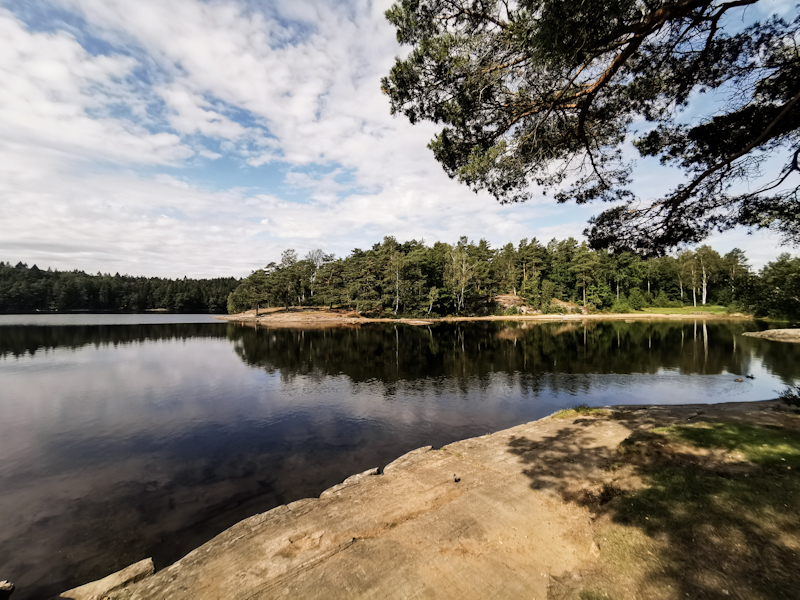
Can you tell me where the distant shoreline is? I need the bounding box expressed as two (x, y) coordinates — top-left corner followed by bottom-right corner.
(217, 307), (754, 328)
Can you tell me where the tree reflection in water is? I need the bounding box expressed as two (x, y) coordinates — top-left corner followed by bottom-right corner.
(228, 320), (798, 388)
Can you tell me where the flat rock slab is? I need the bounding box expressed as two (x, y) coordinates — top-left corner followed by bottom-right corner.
(103, 415), (641, 600)
(742, 329), (800, 343)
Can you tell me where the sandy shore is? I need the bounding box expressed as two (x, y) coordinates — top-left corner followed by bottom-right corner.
(57, 398), (797, 600)
(217, 307), (752, 328)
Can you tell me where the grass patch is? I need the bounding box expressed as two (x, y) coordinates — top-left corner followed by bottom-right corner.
(655, 421), (800, 468)
(576, 587), (613, 600)
(588, 420), (800, 598)
(552, 404), (610, 419)
(607, 465), (800, 598)
(639, 305), (728, 315)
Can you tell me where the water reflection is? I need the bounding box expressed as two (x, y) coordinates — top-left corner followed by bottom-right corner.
(0, 319), (797, 600)
(229, 320), (798, 385)
(0, 322), (226, 358)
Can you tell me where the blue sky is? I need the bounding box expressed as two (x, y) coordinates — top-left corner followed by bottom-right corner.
(0, 0), (796, 278)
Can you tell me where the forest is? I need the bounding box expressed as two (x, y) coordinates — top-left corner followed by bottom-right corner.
(227, 237), (800, 321)
(0, 262), (238, 313)
(2, 237), (797, 319)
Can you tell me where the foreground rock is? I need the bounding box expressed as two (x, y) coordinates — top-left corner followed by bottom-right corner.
(64, 400), (793, 600)
(742, 328), (800, 343)
(0, 581), (14, 600)
(52, 559), (153, 600)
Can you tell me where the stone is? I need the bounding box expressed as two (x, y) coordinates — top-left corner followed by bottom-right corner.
(53, 558), (154, 600)
(0, 580), (15, 600)
(742, 329), (800, 343)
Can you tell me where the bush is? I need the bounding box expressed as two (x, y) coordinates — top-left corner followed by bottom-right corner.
(611, 300), (632, 313)
(542, 302), (564, 314)
(779, 385), (800, 407)
(725, 301), (746, 314)
(650, 291), (683, 309)
(504, 306), (520, 315)
(627, 288), (647, 310)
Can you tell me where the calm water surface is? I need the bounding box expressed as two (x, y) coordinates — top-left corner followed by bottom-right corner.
(0, 315), (798, 599)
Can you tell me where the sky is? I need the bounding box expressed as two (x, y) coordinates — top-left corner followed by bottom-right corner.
(0, 0), (796, 279)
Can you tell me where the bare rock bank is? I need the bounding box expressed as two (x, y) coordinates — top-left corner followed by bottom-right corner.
(742, 328), (800, 343)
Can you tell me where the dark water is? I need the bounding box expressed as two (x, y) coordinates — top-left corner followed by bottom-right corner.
(0, 316), (797, 599)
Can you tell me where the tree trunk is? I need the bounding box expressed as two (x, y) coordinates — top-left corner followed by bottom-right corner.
(394, 266), (400, 316)
(693, 286), (697, 307)
(583, 274), (587, 307)
(616, 280), (619, 301)
(701, 264), (708, 305)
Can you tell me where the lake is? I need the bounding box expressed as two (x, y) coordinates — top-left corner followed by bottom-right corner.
(0, 315), (797, 599)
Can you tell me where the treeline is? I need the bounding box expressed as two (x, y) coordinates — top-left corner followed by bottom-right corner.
(228, 237), (800, 321)
(0, 262), (239, 313)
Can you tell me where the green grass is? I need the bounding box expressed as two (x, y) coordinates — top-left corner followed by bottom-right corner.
(610, 466), (800, 598)
(552, 404), (610, 419)
(592, 420), (800, 598)
(577, 587), (613, 600)
(639, 305), (728, 315)
(654, 421), (800, 468)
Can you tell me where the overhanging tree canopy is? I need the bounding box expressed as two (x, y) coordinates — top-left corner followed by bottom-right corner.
(382, 0), (800, 253)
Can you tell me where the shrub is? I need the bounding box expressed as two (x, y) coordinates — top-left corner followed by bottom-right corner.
(504, 306), (520, 315)
(542, 302), (564, 314)
(628, 288), (647, 310)
(725, 301), (746, 314)
(611, 300), (632, 313)
(779, 385), (800, 407)
(652, 291), (670, 307)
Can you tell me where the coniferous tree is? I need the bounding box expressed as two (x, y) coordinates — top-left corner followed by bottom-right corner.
(382, 0), (800, 251)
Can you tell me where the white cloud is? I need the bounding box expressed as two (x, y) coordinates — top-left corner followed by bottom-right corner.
(158, 85), (248, 139)
(0, 8), (192, 165)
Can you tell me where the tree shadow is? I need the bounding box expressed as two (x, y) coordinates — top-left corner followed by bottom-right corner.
(508, 418), (800, 599)
(507, 421), (620, 507)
